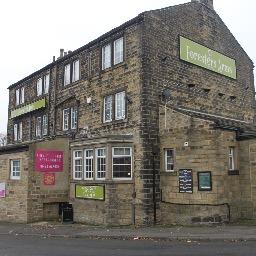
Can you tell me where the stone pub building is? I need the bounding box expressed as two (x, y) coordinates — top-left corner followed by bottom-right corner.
(1, 0), (256, 225)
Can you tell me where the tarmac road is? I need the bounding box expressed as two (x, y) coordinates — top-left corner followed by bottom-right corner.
(0, 234), (255, 256)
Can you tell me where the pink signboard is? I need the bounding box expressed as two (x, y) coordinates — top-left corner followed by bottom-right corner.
(35, 150), (64, 172)
(0, 183), (6, 198)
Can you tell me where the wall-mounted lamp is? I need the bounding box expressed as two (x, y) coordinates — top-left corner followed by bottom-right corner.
(126, 95), (133, 104)
(161, 88), (171, 101)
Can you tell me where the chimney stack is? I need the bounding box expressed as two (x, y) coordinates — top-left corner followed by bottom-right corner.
(53, 56), (56, 62)
(60, 48), (64, 58)
(191, 0), (214, 10)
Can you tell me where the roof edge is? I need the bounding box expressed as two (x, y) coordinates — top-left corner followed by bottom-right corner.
(8, 13), (144, 90)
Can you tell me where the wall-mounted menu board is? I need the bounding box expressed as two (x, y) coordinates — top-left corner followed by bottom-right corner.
(179, 169), (193, 193)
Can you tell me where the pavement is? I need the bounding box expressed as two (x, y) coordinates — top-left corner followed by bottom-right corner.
(1, 222), (256, 241)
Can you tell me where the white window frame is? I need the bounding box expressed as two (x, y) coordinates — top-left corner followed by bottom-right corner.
(96, 148), (106, 180)
(63, 108), (69, 131)
(114, 37), (124, 65)
(64, 64), (71, 86)
(72, 60), (80, 83)
(37, 78), (43, 96)
(84, 149), (94, 180)
(36, 117), (42, 137)
(14, 124), (18, 141)
(73, 150), (83, 180)
(10, 159), (21, 180)
(115, 91), (126, 120)
(44, 73), (50, 94)
(165, 149), (174, 172)
(20, 87), (25, 104)
(103, 95), (112, 123)
(71, 108), (77, 130)
(42, 115), (48, 136)
(102, 43), (111, 70)
(18, 122), (22, 141)
(16, 89), (20, 106)
(112, 147), (132, 180)
(229, 147), (235, 170)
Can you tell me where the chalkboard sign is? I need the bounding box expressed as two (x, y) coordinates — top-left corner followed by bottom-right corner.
(198, 171), (212, 191)
(179, 169), (193, 193)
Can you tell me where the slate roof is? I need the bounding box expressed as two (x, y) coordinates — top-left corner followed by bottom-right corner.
(174, 106), (256, 140)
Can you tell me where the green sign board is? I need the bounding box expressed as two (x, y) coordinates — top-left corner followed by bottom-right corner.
(180, 36), (236, 79)
(198, 171), (212, 191)
(11, 98), (46, 118)
(75, 185), (105, 200)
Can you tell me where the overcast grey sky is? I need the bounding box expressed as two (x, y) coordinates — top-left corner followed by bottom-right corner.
(0, 0), (255, 133)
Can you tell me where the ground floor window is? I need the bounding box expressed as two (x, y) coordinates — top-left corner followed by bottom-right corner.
(85, 149), (94, 180)
(72, 146), (132, 181)
(10, 159), (21, 180)
(112, 147), (132, 179)
(96, 148), (106, 180)
(73, 150), (83, 180)
(164, 148), (174, 172)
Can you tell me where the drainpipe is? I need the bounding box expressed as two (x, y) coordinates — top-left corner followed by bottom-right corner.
(152, 146), (157, 224)
(52, 63), (57, 136)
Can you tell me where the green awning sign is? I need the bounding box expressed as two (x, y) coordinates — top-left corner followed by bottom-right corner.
(75, 185), (105, 200)
(11, 98), (46, 118)
(180, 36), (237, 79)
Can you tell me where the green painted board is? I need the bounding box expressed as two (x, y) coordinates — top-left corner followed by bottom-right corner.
(11, 98), (46, 118)
(75, 185), (105, 200)
(180, 36), (236, 79)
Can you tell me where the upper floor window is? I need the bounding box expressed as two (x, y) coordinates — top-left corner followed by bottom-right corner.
(165, 149), (174, 172)
(14, 122), (22, 142)
(102, 44), (111, 70)
(37, 78), (43, 96)
(37, 73), (50, 96)
(228, 147), (235, 170)
(103, 91), (126, 123)
(103, 95), (112, 122)
(64, 60), (80, 86)
(10, 159), (21, 180)
(115, 91), (126, 120)
(44, 73), (50, 94)
(102, 37), (124, 70)
(42, 115), (48, 136)
(63, 109), (69, 131)
(72, 60), (80, 83)
(16, 87), (25, 106)
(62, 107), (77, 131)
(36, 117), (42, 137)
(114, 37), (124, 65)
(64, 64), (71, 86)
(35, 114), (48, 138)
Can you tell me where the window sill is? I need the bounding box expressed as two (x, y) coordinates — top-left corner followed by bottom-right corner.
(71, 179), (133, 185)
(102, 119), (128, 126)
(228, 170), (239, 175)
(61, 79), (82, 91)
(101, 62), (126, 74)
(228, 169), (239, 175)
(161, 171), (177, 176)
